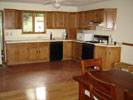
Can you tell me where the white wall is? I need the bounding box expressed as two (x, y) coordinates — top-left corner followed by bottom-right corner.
(78, 0), (133, 64)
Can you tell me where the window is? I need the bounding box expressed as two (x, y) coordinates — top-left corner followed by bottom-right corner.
(23, 12), (45, 33)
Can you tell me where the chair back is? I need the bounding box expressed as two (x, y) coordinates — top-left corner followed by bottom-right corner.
(88, 72), (116, 100)
(124, 90), (133, 100)
(81, 58), (102, 75)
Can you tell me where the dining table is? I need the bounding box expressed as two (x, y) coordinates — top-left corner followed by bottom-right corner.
(73, 69), (133, 100)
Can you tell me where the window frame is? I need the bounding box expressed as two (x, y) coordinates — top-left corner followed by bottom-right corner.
(22, 11), (46, 34)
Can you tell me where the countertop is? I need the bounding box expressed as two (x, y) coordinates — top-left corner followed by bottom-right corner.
(5, 39), (121, 47)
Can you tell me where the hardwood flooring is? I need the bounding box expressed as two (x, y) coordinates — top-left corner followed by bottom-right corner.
(0, 81), (79, 100)
(0, 60), (81, 100)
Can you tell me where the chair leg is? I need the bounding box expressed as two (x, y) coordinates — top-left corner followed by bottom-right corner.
(79, 83), (85, 100)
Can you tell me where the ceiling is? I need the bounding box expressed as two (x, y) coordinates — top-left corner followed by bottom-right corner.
(0, 0), (110, 7)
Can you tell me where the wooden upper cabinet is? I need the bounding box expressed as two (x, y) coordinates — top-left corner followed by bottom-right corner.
(5, 9), (16, 29)
(4, 9), (22, 29)
(91, 9), (104, 22)
(104, 9), (117, 31)
(16, 10), (22, 29)
(46, 12), (55, 29)
(68, 12), (79, 28)
(54, 12), (67, 29)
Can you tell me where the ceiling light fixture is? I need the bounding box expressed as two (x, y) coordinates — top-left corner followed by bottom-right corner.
(53, 0), (61, 9)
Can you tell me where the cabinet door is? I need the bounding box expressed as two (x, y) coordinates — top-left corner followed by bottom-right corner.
(104, 9), (117, 30)
(18, 43), (29, 63)
(95, 46), (107, 70)
(46, 12), (55, 29)
(16, 10), (22, 29)
(5, 9), (16, 29)
(68, 13), (79, 28)
(95, 9), (104, 22)
(6, 44), (19, 64)
(72, 42), (82, 60)
(67, 28), (77, 40)
(28, 43), (38, 62)
(55, 12), (66, 29)
(38, 42), (50, 61)
(63, 41), (72, 59)
(106, 47), (121, 69)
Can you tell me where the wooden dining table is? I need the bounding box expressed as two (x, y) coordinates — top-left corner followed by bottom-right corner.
(73, 69), (133, 100)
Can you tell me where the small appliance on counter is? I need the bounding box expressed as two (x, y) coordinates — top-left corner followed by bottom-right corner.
(77, 33), (94, 42)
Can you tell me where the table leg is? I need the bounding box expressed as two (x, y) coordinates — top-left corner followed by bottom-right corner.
(79, 83), (85, 100)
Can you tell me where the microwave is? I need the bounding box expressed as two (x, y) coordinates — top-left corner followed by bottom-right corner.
(77, 33), (94, 41)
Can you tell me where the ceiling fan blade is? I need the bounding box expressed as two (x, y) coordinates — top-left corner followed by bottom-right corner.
(43, 1), (53, 5)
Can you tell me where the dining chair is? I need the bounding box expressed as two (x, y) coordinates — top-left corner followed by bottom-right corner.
(88, 72), (116, 100)
(124, 89), (133, 100)
(81, 58), (102, 75)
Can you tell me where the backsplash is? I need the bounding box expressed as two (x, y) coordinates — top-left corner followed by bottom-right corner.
(5, 29), (66, 40)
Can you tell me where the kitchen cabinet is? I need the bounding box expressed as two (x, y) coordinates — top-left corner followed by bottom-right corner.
(63, 41), (72, 59)
(54, 12), (67, 29)
(4, 9), (22, 29)
(6, 44), (19, 64)
(6, 42), (50, 64)
(95, 46), (121, 70)
(72, 42), (82, 61)
(17, 43), (29, 63)
(104, 9), (117, 30)
(5, 9), (16, 29)
(38, 42), (50, 61)
(46, 12), (55, 29)
(68, 12), (79, 28)
(78, 11), (96, 30)
(78, 9), (116, 31)
(91, 9), (104, 22)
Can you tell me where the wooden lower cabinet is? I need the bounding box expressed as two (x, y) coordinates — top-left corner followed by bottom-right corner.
(63, 41), (72, 59)
(6, 43), (19, 64)
(72, 42), (82, 61)
(95, 46), (121, 70)
(6, 42), (50, 64)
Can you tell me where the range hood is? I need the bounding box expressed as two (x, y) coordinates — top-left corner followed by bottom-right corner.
(88, 22), (104, 26)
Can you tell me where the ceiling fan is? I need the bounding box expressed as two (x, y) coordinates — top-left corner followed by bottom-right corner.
(43, 0), (63, 9)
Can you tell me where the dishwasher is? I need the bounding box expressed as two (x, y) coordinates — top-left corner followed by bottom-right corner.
(82, 43), (95, 60)
(50, 42), (63, 61)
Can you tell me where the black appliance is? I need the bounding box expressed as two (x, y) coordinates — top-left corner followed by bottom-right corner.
(50, 42), (63, 61)
(82, 43), (95, 60)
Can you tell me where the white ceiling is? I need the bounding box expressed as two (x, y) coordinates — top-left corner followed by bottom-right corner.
(0, 0), (110, 7)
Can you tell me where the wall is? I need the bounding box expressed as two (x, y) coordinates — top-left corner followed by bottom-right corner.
(78, 0), (133, 64)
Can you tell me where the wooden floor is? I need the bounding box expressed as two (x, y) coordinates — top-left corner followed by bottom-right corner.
(0, 60), (81, 100)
